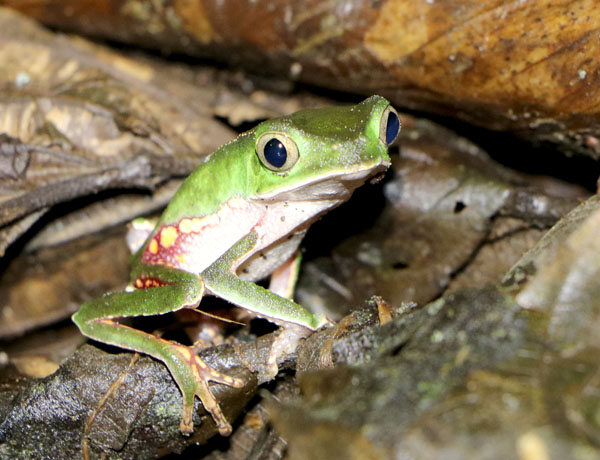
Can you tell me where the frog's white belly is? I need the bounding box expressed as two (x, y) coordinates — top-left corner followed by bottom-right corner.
(219, 196), (344, 280)
(140, 196), (263, 274)
(237, 230), (306, 282)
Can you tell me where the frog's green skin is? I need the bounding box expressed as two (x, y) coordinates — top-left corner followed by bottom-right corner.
(73, 95), (399, 436)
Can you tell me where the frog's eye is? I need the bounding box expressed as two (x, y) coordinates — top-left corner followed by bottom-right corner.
(256, 132), (300, 172)
(379, 105), (400, 146)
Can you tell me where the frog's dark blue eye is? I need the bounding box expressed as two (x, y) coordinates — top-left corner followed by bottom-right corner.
(264, 138), (287, 168)
(385, 111), (400, 144)
(256, 132), (300, 172)
(380, 106), (401, 146)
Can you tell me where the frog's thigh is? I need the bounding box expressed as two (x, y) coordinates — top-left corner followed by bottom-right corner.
(72, 270), (204, 344)
(268, 250), (301, 300)
(74, 269), (204, 329)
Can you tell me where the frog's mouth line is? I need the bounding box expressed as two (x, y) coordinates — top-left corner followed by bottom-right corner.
(257, 158), (391, 202)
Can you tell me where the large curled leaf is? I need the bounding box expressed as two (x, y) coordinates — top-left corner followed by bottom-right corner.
(5, 2), (600, 156)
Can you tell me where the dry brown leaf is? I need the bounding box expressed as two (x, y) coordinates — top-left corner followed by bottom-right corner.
(0, 8), (235, 254)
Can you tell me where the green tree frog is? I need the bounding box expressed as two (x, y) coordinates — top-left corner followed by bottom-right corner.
(73, 95), (400, 436)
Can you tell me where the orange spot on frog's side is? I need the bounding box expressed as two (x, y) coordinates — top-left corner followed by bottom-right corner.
(141, 214), (223, 270)
(160, 226), (178, 248)
(179, 218), (193, 234)
(177, 346), (193, 361)
(134, 277), (169, 289)
(148, 239), (159, 254)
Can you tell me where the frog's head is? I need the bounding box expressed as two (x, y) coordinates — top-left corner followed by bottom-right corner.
(249, 95), (399, 202)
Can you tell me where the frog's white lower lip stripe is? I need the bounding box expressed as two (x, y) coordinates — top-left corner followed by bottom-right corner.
(256, 159), (390, 201)
(338, 160), (391, 182)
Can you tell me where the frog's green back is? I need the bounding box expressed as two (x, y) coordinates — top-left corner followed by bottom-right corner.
(158, 133), (256, 225)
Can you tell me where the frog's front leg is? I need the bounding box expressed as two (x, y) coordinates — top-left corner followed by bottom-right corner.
(72, 264), (244, 436)
(202, 233), (330, 377)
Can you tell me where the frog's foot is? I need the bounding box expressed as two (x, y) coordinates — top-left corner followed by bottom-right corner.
(266, 324), (312, 378)
(169, 344), (244, 436)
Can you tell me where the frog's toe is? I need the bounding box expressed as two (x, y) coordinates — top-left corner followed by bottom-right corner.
(170, 345), (243, 436)
(266, 324), (312, 379)
(197, 359), (244, 388)
(191, 356), (244, 434)
(180, 412), (195, 436)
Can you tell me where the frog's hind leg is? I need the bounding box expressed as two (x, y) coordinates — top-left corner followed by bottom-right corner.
(267, 251), (312, 376)
(72, 265), (243, 436)
(268, 249), (302, 300)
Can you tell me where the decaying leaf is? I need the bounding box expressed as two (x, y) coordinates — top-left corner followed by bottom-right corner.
(0, 344), (256, 459)
(5, 2), (600, 156)
(508, 194), (600, 349)
(0, 230), (131, 339)
(0, 5), (597, 460)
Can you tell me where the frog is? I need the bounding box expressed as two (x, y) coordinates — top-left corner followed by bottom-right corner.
(72, 95), (400, 436)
